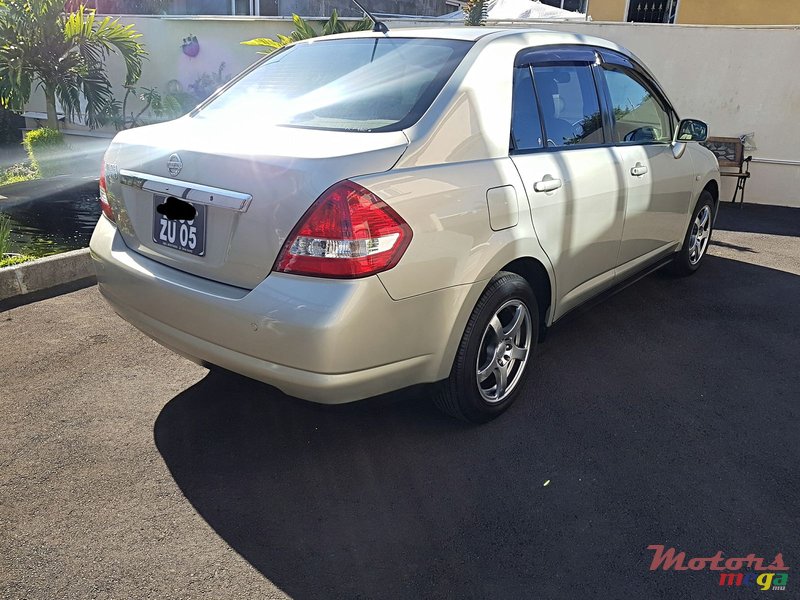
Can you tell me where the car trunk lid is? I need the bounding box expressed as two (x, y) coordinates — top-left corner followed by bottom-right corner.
(103, 118), (408, 289)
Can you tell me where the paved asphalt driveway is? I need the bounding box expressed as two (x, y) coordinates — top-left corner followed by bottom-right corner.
(2, 204), (798, 600)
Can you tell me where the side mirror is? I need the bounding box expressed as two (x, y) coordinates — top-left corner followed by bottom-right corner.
(674, 119), (708, 143)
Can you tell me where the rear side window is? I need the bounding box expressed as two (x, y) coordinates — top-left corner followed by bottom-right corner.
(510, 67), (544, 152)
(532, 65), (604, 147)
(603, 67), (673, 143)
(195, 38), (472, 133)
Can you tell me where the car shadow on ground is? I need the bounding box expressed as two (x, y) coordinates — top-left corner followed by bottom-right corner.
(154, 254), (799, 599)
(714, 202), (800, 237)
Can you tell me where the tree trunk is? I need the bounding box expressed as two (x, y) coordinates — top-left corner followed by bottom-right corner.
(44, 85), (59, 130)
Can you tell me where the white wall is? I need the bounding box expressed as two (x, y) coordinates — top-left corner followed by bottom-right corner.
(26, 16), (799, 207)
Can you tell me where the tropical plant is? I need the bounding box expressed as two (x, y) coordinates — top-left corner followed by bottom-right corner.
(464, 0), (488, 26)
(98, 84), (178, 130)
(22, 127), (68, 176)
(0, 1), (147, 130)
(241, 11), (372, 54)
(188, 62), (230, 102)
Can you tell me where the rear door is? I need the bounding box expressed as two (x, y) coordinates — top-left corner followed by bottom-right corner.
(596, 50), (697, 274)
(510, 48), (626, 319)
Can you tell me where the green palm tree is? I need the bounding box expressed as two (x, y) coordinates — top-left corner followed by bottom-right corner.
(242, 11), (372, 54)
(0, 1), (146, 130)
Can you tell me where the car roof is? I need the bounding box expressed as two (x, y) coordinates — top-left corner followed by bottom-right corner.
(319, 26), (627, 54)
(375, 26), (544, 41)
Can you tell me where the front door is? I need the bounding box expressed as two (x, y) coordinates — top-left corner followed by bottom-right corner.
(599, 64), (697, 273)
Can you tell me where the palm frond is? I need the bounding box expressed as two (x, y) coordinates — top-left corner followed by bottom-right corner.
(64, 6), (146, 86)
(321, 9), (341, 36)
(291, 14), (318, 40)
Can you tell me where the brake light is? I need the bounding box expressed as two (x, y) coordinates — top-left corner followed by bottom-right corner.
(99, 162), (115, 222)
(275, 180), (412, 278)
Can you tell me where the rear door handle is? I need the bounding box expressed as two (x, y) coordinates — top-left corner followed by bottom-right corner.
(533, 176), (563, 193)
(631, 163), (648, 177)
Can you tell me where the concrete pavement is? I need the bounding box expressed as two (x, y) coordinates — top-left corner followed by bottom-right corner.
(1, 203), (798, 599)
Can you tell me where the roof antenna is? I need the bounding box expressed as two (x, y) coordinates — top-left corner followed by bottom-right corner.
(351, 0), (389, 33)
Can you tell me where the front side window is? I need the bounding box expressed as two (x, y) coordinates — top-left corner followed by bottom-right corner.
(532, 64), (604, 148)
(195, 38), (472, 132)
(603, 67), (672, 143)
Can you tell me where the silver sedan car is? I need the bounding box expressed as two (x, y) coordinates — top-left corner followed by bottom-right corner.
(90, 27), (720, 423)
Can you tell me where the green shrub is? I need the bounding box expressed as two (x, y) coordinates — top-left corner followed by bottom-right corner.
(0, 254), (34, 268)
(0, 213), (11, 255)
(23, 128), (70, 177)
(0, 162), (38, 186)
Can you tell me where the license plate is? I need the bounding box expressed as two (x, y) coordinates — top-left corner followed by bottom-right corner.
(152, 195), (207, 256)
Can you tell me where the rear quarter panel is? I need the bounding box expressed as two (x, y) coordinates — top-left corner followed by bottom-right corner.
(357, 158), (554, 305)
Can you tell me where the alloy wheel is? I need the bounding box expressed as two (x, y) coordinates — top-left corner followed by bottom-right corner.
(476, 299), (532, 403)
(689, 205), (712, 265)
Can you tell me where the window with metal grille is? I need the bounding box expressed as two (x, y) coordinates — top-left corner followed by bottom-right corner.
(626, 0), (679, 23)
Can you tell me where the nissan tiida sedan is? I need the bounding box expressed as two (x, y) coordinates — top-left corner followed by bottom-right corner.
(91, 28), (719, 423)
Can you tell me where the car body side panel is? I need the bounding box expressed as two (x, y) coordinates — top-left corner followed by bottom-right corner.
(688, 143), (723, 212)
(613, 143), (697, 265)
(360, 158), (555, 306)
(511, 146), (627, 320)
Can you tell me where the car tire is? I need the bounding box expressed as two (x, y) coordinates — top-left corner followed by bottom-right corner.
(434, 271), (539, 423)
(669, 190), (715, 276)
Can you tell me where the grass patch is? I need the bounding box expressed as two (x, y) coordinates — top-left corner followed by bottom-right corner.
(0, 162), (38, 186)
(0, 254), (35, 268)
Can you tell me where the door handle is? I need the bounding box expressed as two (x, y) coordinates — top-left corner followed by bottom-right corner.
(631, 163), (648, 177)
(533, 176), (563, 193)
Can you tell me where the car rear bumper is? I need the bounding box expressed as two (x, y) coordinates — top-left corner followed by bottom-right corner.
(89, 216), (480, 403)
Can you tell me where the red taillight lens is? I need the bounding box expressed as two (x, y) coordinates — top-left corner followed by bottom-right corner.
(275, 180), (412, 279)
(99, 161), (115, 222)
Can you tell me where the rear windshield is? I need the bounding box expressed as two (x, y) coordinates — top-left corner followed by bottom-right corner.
(194, 38), (473, 132)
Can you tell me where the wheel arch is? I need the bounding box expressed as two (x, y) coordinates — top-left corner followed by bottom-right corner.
(435, 253), (556, 382)
(499, 257), (553, 338)
(702, 178), (720, 214)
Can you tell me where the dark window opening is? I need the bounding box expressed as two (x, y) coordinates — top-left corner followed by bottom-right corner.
(510, 67), (545, 152)
(626, 0), (678, 24)
(532, 64), (604, 148)
(603, 67), (673, 143)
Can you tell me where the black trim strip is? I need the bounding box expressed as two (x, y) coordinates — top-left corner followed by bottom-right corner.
(552, 254), (676, 328)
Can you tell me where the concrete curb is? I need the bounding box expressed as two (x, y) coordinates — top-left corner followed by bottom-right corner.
(0, 248), (95, 309)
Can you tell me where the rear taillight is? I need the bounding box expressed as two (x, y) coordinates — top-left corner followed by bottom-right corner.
(275, 180), (412, 279)
(99, 162), (115, 222)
